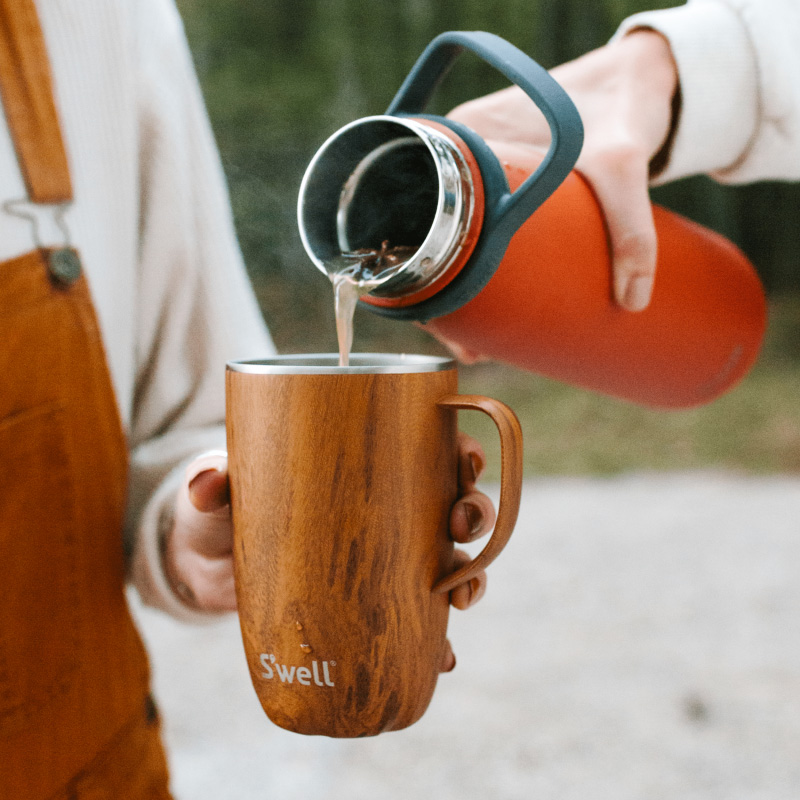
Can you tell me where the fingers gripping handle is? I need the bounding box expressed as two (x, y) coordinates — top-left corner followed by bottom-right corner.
(433, 394), (523, 595)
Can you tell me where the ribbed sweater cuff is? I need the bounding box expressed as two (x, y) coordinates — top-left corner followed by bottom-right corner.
(614, 1), (759, 184)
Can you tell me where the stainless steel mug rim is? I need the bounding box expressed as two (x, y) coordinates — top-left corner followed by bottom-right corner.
(226, 353), (457, 374)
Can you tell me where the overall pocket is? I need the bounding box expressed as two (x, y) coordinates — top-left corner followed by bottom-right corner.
(0, 402), (82, 732)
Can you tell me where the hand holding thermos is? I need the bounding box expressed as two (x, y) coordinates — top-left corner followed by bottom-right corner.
(299, 32), (766, 408)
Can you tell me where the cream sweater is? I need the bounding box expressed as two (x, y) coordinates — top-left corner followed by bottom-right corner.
(616, 0), (800, 184)
(0, 0), (275, 621)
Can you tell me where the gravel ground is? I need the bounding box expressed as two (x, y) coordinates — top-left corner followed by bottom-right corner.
(132, 473), (800, 800)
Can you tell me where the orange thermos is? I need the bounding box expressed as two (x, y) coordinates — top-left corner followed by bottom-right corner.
(297, 32), (766, 408)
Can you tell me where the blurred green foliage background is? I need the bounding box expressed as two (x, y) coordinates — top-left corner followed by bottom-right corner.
(177, 0), (800, 476)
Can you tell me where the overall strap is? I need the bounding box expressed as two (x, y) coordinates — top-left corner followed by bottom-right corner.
(0, 0), (72, 204)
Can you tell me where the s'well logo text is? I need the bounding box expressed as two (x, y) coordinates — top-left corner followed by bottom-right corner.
(259, 653), (336, 687)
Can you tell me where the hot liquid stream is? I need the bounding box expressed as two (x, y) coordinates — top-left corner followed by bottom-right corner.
(332, 272), (373, 368)
(327, 242), (417, 367)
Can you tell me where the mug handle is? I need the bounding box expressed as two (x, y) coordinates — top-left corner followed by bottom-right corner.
(433, 394), (523, 595)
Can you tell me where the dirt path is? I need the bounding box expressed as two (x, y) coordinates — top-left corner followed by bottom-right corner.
(133, 474), (800, 800)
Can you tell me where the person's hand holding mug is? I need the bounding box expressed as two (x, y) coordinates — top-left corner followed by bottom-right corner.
(164, 436), (496, 672)
(446, 29), (679, 313)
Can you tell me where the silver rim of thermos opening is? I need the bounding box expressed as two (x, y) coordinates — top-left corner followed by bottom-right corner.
(297, 115), (477, 298)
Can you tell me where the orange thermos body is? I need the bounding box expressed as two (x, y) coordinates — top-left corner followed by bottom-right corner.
(298, 32), (766, 409)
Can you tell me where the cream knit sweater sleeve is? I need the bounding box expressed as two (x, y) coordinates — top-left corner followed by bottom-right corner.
(122, 0), (275, 620)
(615, 0), (800, 184)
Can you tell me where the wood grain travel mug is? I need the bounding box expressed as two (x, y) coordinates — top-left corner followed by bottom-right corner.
(226, 354), (522, 737)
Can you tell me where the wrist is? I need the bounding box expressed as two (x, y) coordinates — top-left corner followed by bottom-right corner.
(612, 3), (758, 183)
(625, 29), (680, 177)
(623, 28), (679, 100)
(615, 28), (680, 177)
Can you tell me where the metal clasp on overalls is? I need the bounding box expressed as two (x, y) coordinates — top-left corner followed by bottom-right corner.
(3, 198), (82, 285)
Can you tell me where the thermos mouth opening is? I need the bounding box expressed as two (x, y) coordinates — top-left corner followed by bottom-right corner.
(227, 353), (456, 374)
(297, 115), (475, 298)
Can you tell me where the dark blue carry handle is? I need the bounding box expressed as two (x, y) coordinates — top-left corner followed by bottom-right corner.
(386, 31), (583, 246)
